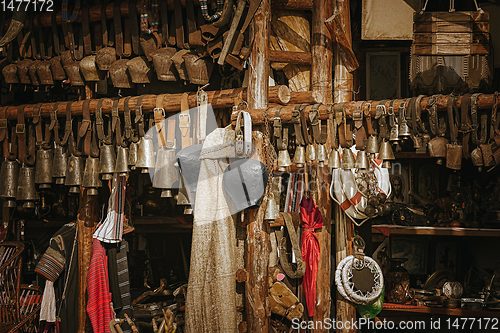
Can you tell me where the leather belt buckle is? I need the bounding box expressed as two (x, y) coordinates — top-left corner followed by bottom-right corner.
(16, 123), (25, 134)
(0, 119), (7, 129)
(178, 113), (191, 126)
(375, 104), (386, 119)
(112, 107), (120, 118)
(353, 109), (363, 122)
(153, 107), (166, 118)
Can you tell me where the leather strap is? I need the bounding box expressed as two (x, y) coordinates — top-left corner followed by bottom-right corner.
(112, 99), (124, 147)
(292, 104), (306, 146)
(335, 103), (347, 148)
(9, 121), (17, 161)
(154, 94), (167, 147)
(174, 0), (186, 49)
(197, 88), (208, 141)
(135, 95), (146, 137)
(399, 99), (411, 135)
(37, 14), (46, 59)
(42, 123), (52, 150)
(409, 97), (418, 136)
(414, 95), (425, 133)
(327, 104), (337, 149)
(90, 121), (99, 158)
(96, 98), (112, 145)
(129, 0), (141, 54)
(26, 120), (36, 165)
(427, 95), (439, 136)
(29, 15), (39, 60)
(123, 16), (132, 57)
(364, 102), (373, 136)
(460, 94), (471, 158)
(353, 102), (365, 150)
(309, 104), (327, 145)
(274, 108), (283, 150)
(69, 118), (82, 157)
(61, 19), (76, 60)
(33, 103), (43, 146)
(52, 11), (62, 55)
(387, 100), (397, 140)
(101, 0), (109, 47)
(377, 100), (389, 140)
(114, 0), (124, 57)
(79, 99), (92, 155)
(49, 102), (62, 145)
(300, 107), (312, 145)
(17, 105), (26, 164)
(0, 107), (7, 159)
(82, 6), (92, 55)
(60, 102), (73, 147)
(447, 96), (457, 143)
(186, 0), (198, 46)
(278, 212), (305, 279)
(123, 96), (132, 141)
(179, 93), (192, 148)
(159, 0), (173, 46)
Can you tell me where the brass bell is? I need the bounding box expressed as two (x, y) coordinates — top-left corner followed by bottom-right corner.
(355, 151), (369, 169)
(470, 147), (483, 172)
(17, 165), (37, 208)
(264, 193), (280, 220)
(399, 121), (411, 138)
(82, 157), (102, 195)
(305, 144), (316, 162)
(65, 155), (84, 194)
(99, 144), (116, 180)
(427, 137), (448, 165)
(378, 141), (395, 161)
(366, 136), (379, 155)
(341, 148), (355, 170)
(293, 146), (306, 168)
(316, 144), (327, 167)
(0, 159), (19, 208)
(115, 146), (129, 176)
(136, 137), (155, 173)
(389, 124), (400, 142)
(328, 149), (341, 169)
(382, 160), (392, 168)
(128, 142), (139, 170)
(277, 150), (292, 172)
(35, 148), (53, 188)
(153, 147), (179, 198)
(52, 144), (68, 185)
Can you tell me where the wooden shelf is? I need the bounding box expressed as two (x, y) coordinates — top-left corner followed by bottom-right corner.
(382, 303), (500, 318)
(372, 224), (500, 237)
(131, 216), (193, 233)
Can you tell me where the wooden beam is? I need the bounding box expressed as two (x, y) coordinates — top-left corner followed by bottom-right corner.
(77, 188), (98, 333)
(311, 0), (333, 104)
(325, 11), (359, 73)
(269, 50), (312, 65)
(272, 0), (313, 10)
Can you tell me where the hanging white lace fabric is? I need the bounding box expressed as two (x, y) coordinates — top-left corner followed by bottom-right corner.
(39, 280), (57, 322)
(94, 174), (127, 243)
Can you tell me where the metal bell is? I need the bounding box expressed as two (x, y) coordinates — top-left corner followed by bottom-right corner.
(389, 124), (400, 142)
(52, 144), (68, 185)
(115, 146), (129, 176)
(136, 137), (155, 173)
(366, 136), (379, 155)
(176, 173), (193, 214)
(65, 155), (84, 194)
(399, 121), (411, 137)
(293, 146), (306, 167)
(378, 141), (395, 161)
(128, 142), (139, 170)
(382, 160), (392, 168)
(99, 144), (116, 180)
(341, 148), (355, 170)
(82, 157), (102, 195)
(35, 148), (53, 188)
(277, 150), (292, 172)
(316, 144), (327, 167)
(355, 151), (369, 169)
(328, 149), (341, 169)
(17, 165), (37, 208)
(153, 147), (179, 198)
(0, 159), (19, 207)
(471, 147), (483, 172)
(305, 144), (316, 162)
(427, 137), (449, 165)
(264, 194), (280, 220)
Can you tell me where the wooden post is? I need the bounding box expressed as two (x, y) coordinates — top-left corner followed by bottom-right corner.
(312, 0), (333, 104)
(77, 188), (98, 333)
(333, 0), (356, 332)
(246, 1), (271, 330)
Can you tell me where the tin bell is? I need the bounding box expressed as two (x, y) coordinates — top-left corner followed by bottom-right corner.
(52, 144), (68, 185)
(136, 137), (156, 173)
(65, 155), (84, 194)
(446, 143), (462, 170)
(35, 149), (53, 188)
(128, 142), (139, 170)
(17, 165), (37, 208)
(277, 150), (292, 172)
(366, 135), (379, 157)
(305, 144), (316, 162)
(355, 151), (369, 169)
(389, 124), (400, 142)
(341, 148), (355, 170)
(99, 144), (116, 180)
(328, 149), (341, 169)
(115, 146), (129, 176)
(293, 146), (306, 168)
(316, 144), (327, 167)
(399, 121), (411, 138)
(176, 173), (193, 215)
(153, 147), (179, 198)
(427, 137), (449, 165)
(379, 141), (395, 169)
(470, 147), (483, 172)
(264, 193), (280, 220)
(0, 159), (19, 208)
(82, 157), (102, 195)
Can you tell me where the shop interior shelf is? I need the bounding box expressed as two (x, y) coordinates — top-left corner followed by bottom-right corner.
(372, 224), (500, 237)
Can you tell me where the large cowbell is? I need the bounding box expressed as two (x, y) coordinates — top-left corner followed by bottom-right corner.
(153, 147), (179, 198)
(223, 159), (268, 215)
(176, 144), (203, 196)
(0, 159), (20, 207)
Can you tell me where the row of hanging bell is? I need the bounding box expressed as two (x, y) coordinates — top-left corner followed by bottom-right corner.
(0, 160), (37, 209)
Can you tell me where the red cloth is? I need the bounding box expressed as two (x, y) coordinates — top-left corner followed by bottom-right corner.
(87, 239), (113, 333)
(300, 197), (323, 317)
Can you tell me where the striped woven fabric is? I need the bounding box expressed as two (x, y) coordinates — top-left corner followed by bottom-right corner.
(62, 0), (81, 22)
(34, 247), (65, 282)
(94, 175), (127, 243)
(200, 0), (225, 22)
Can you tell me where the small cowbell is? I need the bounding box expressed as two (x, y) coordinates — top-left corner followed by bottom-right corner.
(82, 157), (102, 195)
(366, 136), (379, 156)
(328, 149), (341, 169)
(389, 124), (400, 142)
(99, 144), (117, 180)
(427, 137), (449, 165)
(355, 151), (369, 169)
(128, 142), (139, 170)
(316, 144), (327, 167)
(52, 144), (68, 185)
(115, 146), (129, 176)
(470, 147), (483, 172)
(305, 144), (316, 162)
(399, 121), (411, 138)
(378, 141), (395, 161)
(445, 143), (462, 170)
(0, 159), (19, 208)
(341, 148), (355, 170)
(17, 165), (37, 208)
(277, 150), (292, 172)
(65, 155), (84, 193)
(153, 147), (179, 198)
(136, 137), (155, 173)
(264, 193), (280, 220)
(293, 146), (306, 168)
(35, 148), (53, 188)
